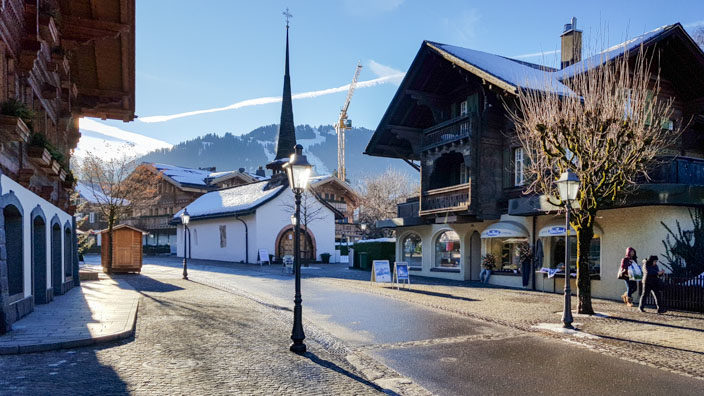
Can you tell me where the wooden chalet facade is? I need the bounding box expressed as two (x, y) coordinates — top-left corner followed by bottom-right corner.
(0, 0), (135, 333)
(310, 176), (362, 243)
(366, 21), (704, 300)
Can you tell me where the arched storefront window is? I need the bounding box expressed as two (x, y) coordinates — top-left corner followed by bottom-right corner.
(551, 235), (600, 274)
(434, 230), (460, 268)
(64, 226), (73, 278)
(3, 205), (23, 296)
(401, 233), (422, 268)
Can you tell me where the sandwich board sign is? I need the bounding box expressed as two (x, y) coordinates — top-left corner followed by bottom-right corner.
(258, 248), (270, 266)
(371, 260), (392, 284)
(393, 262), (410, 289)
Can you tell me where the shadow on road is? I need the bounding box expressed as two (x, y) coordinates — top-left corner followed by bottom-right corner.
(606, 314), (704, 333)
(397, 288), (479, 302)
(304, 352), (398, 395)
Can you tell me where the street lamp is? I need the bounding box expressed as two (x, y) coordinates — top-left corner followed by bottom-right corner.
(180, 208), (190, 280)
(360, 223), (367, 240)
(556, 170), (579, 329)
(283, 144), (313, 354)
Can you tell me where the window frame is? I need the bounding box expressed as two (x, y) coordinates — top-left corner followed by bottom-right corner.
(401, 232), (423, 268)
(434, 230), (461, 269)
(513, 147), (525, 186)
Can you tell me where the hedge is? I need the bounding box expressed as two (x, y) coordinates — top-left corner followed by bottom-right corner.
(351, 241), (395, 270)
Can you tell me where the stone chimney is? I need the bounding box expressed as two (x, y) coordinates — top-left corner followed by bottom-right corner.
(255, 166), (266, 177)
(560, 17), (582, 69)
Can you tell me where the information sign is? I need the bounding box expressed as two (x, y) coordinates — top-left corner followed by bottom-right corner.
(258, 248), (270, 266)
(371, 260), (392, 283)
(393, 262), (411, 289)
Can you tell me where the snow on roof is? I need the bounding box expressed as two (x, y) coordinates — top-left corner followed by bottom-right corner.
(556, 24), (674, 80)
(76, 182), (113, 204)
(428, 42), (574, 95)
(356, 238), (396, 244)
(151, 163), (214, 187)
(174, 181), (285, 220)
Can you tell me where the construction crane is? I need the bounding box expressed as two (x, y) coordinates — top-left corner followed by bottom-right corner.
(335, 62), (362, 182)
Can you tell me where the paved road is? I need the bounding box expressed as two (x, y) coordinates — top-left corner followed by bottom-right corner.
(140, 259), (703, 396)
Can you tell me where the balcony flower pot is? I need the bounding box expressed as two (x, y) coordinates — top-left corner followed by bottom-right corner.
(27, 145), (52, 167)
(0, 115), (31, 142)
(49, 159), (61, 175)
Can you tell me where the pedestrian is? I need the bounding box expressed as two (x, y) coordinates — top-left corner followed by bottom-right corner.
(480, 254), (495, 284)
(618, 247), (639, 306)
(639, 255), (666, 313)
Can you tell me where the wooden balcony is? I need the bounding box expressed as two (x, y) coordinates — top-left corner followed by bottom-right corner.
(421, 115), (475, 151)
(419, 183), (471, 215)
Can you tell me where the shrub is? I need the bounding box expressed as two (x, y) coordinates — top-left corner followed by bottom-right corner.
(351, 241), (395, 270)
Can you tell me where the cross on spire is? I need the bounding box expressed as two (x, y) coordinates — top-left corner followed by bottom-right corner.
(283, 8), (292, 28)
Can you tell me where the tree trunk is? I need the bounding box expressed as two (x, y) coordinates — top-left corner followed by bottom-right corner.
(575, 222), (595, 314)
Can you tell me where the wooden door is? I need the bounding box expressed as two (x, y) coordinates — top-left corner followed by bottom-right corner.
(115, 230), (132, 268)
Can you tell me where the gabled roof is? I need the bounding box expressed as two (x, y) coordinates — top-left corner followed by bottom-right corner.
(310, 175), (361, 204)
(171, 181), (286, 222)
(99, 224), (145, 234)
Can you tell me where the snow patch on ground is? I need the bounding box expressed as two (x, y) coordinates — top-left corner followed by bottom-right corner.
(532, 323), (601, 339)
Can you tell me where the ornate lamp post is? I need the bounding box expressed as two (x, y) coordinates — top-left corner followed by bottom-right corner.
(556, 170), (580, 329)
(283, 144), (313, 354)
(360, 223), (367, 240)
(180, 208), (190, 280)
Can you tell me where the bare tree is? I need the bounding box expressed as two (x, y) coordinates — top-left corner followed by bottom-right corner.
(506, 46), (678, 314)
(77, 153), (157, 273)
(358, 168), (417, 238)
(695, 27), (704, 48)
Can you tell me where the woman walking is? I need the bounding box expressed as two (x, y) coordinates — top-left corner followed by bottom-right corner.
(639, 255), (666, 313)
(619, 247), (639, 306)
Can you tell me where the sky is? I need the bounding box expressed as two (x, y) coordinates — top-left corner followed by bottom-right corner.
(82, 0), (704, 150)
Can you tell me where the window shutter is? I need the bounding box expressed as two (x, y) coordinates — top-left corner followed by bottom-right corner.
(502, 148), (512, 189)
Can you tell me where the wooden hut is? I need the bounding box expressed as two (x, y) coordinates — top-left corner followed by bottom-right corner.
(100, 225), (145, 273)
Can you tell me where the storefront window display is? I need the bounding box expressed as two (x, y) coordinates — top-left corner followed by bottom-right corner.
(402, 233), (423, 268)
(550, 235), (600, 274)
(435, 230), (460, 268)
(486, 238), (530, 273)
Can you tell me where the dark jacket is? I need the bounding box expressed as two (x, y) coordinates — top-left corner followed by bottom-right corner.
(642, 263), (661, 286)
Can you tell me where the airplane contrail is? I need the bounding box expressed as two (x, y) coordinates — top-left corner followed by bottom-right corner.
(139, 73), (405, 123)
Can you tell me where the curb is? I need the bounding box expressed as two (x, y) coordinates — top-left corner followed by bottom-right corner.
(0, 288), (139, 356)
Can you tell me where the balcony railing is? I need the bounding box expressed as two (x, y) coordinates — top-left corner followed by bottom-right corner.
(397, 196), (419, 218)
(421, 114), (476, 151)
(419, 183), (470, 215)
(646, 156), (704, 185)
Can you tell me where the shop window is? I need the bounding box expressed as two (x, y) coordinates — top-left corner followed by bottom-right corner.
(3, 204), (23, 296)
(401, 233), (422, 268)
(550, 235), (600, 274)
(486, 238), (530, 273)
(434, 231), (460, 268)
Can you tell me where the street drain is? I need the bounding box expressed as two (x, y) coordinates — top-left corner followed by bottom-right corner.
(142, 358), (202, 370)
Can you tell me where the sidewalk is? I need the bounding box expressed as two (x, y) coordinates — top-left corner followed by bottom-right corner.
(0, 276), (139, 355)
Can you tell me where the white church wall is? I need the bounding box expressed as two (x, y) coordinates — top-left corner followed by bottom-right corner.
(177, 213), (256, 263)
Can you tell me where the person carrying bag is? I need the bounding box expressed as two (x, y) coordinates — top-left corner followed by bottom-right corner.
(618, 247), (638, 306)
(639, 255), (666, 313)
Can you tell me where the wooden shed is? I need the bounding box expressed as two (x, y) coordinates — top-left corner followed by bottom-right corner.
(100, 224), (144, 273)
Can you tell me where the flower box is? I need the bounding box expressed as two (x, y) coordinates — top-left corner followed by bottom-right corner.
(27, 146), (52, 167)
(0, 115), (30, 142)
(49, 159), (61, 175)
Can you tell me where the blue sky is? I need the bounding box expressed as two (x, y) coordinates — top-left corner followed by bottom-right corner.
(88, 0), (704, 147)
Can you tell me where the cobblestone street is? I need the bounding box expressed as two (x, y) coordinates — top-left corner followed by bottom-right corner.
(0, 272), (383, 395)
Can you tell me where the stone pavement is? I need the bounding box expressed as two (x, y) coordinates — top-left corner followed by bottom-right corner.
(0, 274), (387, 395)
(103, 255), (704, 380)
(0, 276), (139, 355)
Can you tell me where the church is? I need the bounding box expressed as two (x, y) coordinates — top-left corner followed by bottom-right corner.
(171, 22), (336, 264)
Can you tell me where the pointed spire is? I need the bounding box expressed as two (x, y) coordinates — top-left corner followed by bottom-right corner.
(273, 10), (296, 161)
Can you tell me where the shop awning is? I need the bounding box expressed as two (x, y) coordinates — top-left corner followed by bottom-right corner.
(538, 222), (602, 237)
(481, 221), (529, 238)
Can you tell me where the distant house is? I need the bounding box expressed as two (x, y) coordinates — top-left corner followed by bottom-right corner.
(365, 20), (704, 300)
(310, 176), (363, 243)
(171, 180), (336, 264)
(122, 163), (266, 250)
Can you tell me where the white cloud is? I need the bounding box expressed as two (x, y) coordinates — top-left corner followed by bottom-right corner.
(368, 60), (403, 78)
(139, 72), (405, 124)
(443, 9), (481, 44)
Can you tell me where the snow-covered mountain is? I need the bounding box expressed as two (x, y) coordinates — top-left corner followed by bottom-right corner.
(76, 118), (173, 160)
(136, 124), (412, 182)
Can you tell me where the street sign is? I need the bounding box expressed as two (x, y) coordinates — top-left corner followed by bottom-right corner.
(371, 260), (392, 283)
(394, 262), (410, 289)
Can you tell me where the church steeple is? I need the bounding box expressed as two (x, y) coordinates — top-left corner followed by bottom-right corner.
(273, 9), (296, 162)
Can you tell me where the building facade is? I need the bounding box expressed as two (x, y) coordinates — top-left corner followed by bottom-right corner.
(310, 176), (362, 243)
(0, 0), (136, 332)
(366, 21), (704, 300)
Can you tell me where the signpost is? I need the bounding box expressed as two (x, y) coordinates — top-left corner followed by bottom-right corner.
(370, 260), (392, 284)
(393, 262), (410, 289)
(258, 248), (270, 267)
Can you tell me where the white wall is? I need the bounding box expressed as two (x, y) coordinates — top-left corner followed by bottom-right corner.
(176, 187), (336, 264)
(1, 174), (73, 298)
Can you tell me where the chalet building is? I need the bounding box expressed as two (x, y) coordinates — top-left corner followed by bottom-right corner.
(366, 20), (704, 300)
(310, 176), (362, 243)
(0, 0), (135, 332)
(122, 162), (266, 250)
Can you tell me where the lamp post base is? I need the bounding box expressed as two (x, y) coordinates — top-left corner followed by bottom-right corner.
(289, 342), (306, 354)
